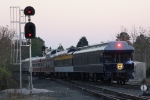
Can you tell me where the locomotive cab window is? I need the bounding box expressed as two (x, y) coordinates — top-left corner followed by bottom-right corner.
(122, 53), (132, 63)
(105, 53), (113, 63)
(114, 53), (132, 63)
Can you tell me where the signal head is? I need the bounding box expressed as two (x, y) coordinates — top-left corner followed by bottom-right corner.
(42, 46), (46, 51)
(24, 6), (35, 16)
(24, 22), (36, 39)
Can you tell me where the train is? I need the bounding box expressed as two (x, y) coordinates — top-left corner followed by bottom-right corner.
(22, 41), (134, 84)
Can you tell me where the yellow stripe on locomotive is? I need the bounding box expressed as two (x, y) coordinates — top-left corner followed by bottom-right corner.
(54, 55), (73, 60)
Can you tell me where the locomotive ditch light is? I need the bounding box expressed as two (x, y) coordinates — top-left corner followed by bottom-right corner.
(117, 63), (124, 70)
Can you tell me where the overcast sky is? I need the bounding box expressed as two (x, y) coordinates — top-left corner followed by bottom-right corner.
(1, 0), (150, 49)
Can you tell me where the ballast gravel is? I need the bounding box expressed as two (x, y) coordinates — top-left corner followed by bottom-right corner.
(0, 78), (103, 100)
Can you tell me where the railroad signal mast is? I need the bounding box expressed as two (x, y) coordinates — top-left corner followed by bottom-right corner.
(24, 6), (36, 92)
(42, 46), (46, 56)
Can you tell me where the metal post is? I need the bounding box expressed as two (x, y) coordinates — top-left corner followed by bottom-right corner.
(43, 51), (45, 57)
(29, 39), (33, 91)
(19, 7), (22, 91)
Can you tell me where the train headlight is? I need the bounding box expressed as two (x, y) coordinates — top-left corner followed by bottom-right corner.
(117, 63), (124, 70)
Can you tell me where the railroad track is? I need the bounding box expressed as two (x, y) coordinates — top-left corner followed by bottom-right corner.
(80, 80), (141, 90)
(52, 79), (150, 100)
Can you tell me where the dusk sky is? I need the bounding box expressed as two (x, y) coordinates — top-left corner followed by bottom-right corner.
(1, 0), (150, 49)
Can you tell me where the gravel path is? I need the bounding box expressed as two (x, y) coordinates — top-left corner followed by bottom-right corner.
(0, 78), (103, 100)
(32, 79), (102, 100)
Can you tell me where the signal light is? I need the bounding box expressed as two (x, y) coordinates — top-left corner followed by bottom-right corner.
(117, 44), (121, 47)
(42, 46), (45, 51)
(24, 6), (35, 16)
(28, 9), (32, 14)
(29, 33), (32, 37)
(24, 22), (36, 39)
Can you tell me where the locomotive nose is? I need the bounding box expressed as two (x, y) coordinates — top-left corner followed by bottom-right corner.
(117, 63), (124, 70)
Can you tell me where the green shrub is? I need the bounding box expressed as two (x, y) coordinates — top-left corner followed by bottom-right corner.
(0, 66), (17, 90)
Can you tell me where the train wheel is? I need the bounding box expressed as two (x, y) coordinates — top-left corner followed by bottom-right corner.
(119, 81), (122, 84)
(123, 80), (126, 84)
(93, 74), (97, 82)
(108, 78), (113, 83)
(117, 81), (119, 84)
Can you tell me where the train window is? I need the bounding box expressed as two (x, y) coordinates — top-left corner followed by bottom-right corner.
(67, 59), (70, 66)
(57, 61), (59, 66)
(96, 56), (99, 64)
(85, 57), (86, 64)
(59, 60), (61, 66)
(122, 53), (131, 63)
(70, 59), (72, 66)
(80, 58), (82, 65)
(55, 61), (57, 66)
(57, 61), (60, 66)
(82, 58), (84, 64)
(87, 57), (89, 64)
(51, 50), (56, 54)
(89, 57), (91, 64)
(78, 58), (81, 64)
(105, 54), (113, 63)
(69, 59), (70, 65)
(62, 60), (64, 66)
(83, 58), (85, 64)
(92, 56), (94, 64)
(77, 58), (79, 65)
(65, 59), (66, 65)
(50, 62), (51, 66)
(94, 56), (97, 64)
(100, 57), (103, 63)
(58, 61), (60, 66)
(65, 60), (66, 65)
(113, 53), (131, 63)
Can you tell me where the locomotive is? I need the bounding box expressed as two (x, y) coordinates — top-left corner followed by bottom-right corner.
(22, 41), (134, 84)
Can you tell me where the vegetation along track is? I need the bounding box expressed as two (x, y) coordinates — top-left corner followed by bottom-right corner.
(52, 79), (150, 100)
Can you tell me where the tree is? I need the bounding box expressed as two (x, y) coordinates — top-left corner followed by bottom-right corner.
(130, 26), (150, 68)
(76, 36), (88, 47)
(31, 37), (45, 57)
(0, 26), (15, 67)
(49, 47), (52, 51)
(57, 44), (64, 51)
(67, 45), (75, 50)
(0, 26), (17, 89)
(116, 32), (132, 45)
